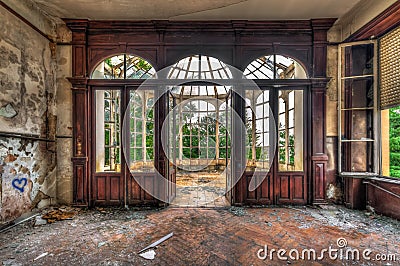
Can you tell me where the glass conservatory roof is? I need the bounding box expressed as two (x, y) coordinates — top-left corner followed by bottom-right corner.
(167, 55), (233, 79)
(170, 85), (231, 97)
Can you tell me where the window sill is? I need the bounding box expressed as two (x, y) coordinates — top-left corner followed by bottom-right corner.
(339, 172), (378, 178)
(366, 176), (400, 185)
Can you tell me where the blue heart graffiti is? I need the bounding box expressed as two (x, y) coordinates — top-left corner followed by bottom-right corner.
(12, 178), (28, 193)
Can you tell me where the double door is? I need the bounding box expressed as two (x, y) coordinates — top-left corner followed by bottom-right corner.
(90, 87), (175, 206)
(230, 88), (308, 205)
(89, 86), (308, 206)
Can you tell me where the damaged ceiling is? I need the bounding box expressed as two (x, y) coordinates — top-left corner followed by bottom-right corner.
(30, 0), (362, 20)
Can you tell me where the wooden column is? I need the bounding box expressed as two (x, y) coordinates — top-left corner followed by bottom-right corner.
(310, 80), (329, 204)
(66, 20), (90, 206)
(310, 19), (335, 204)
(154, 89), (168, 203)
(232, 89), (246, 205)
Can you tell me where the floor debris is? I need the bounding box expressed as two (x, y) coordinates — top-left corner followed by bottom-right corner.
(228, 206), (247, 216)
(33, 252), (48, 261)
(41, 209), (75, 223)
(139, 249), (156, 260)
(138, 232), (174, 254)
(34, 216), (47, 226)
(97, 242), (107, 248)
(0, 206), (398, 265)
(0, 212), (39, 234)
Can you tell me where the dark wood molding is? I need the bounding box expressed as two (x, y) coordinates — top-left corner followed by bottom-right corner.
(71, 157), (89, 206)
(86, 79), (316, 88)
(72, 19), (328, 32)
(311, 18), (338, 31)
(311, 78), (331, 89)
(345, 1), (400, 41)
(311, 155), (329, 161)
(64, 19), (89, 32)
(68, 77), (89, 87)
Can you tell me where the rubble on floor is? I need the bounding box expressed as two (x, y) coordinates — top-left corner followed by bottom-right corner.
(41, 207), (79, 224)
(0, 205), (398, 265)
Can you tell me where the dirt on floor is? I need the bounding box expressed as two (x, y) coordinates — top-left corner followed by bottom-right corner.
(0, 205), (399, 265)
(176, 171), (226, 188)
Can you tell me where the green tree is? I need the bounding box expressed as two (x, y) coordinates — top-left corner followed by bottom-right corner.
(390, 106), (400, 178)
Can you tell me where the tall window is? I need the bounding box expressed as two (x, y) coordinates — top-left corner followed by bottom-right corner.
(244, 55), (306, 172)
(338, 41), (377, 174)
(92, 54), (155, 173)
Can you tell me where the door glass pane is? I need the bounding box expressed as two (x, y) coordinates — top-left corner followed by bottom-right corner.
(245, 90), (272, 171)
(95, 90), (121, 172)
(278, 90), (303, 171)
(129, 90), (155, 172)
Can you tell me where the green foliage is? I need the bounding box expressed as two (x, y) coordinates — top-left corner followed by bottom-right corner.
(136, 59), (153, 72)
(279, 130), (286, 163)
(389, 106), (400, 178)
(245, 111), (261, 160)
(105, 58), (112, 67)
(278, 126), (295, 166)
(289, 134), (295, 165)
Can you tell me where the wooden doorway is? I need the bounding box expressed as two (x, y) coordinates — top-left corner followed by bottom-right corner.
(168, 87), (231, 207)
(231, 87), (309, 205)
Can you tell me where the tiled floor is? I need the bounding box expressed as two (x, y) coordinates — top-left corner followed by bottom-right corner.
(171, 171), (229, 207)
(0, 205), (399, 265)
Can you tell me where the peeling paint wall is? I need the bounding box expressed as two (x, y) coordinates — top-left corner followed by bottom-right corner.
(55, 43), (73, 204)
(325, 40), (342, 203)
(0, 138), (56, 220)
(0, 4), (58, 222)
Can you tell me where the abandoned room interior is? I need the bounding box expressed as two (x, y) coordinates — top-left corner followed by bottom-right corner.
(0, 0), (399, 264)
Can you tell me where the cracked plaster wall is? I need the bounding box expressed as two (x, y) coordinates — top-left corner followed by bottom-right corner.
(55, 43), (73, 205)
(0, 3), (61, 222)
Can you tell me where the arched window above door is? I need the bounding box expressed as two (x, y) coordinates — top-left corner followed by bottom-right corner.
(244, 55), (307, 79)
(167, 55), (233, 79)
(92, 54), (156, 79)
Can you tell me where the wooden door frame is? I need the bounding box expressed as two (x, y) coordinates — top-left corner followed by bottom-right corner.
(89, 86), (126, 206)
(66, 19), (334, 207)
